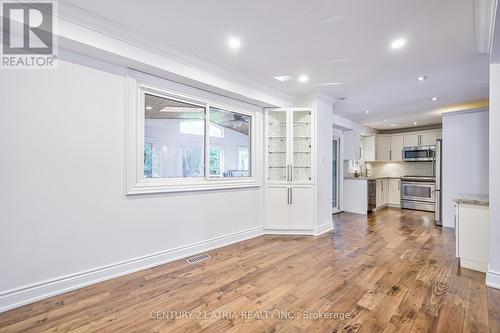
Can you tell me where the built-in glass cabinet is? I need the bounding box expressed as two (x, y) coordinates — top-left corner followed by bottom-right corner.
(266, 108), (313, 184)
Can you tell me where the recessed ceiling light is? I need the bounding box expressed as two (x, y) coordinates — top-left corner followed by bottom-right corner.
(365, 110), (370, 114)
(146, 106), (152, 110)
(298, 75), (309, 83)
(391, 38), (406, 50)
(431, 97), (439, 101)
(383, 119), (387, 122)
(228, 36), (241, 50)
(274, 75), (292, 82)
(413, 121), (418, 125)
(416, 75), (428, 81)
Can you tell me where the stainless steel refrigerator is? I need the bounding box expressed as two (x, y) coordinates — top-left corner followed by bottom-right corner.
(434, 139), (442, 226)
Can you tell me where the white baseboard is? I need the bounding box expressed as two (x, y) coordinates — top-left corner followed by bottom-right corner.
(460, 258), (488, 273)
(0, 226), (263, 313)
(264, 228), (315, 235)
(387, 204), (401, 208)
(314, 222), (334, 236)
(263, 223), (334, 236)
(486, 266), (500, 290)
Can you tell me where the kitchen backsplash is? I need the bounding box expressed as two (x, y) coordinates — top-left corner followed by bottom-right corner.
(365, 161), (433, 178)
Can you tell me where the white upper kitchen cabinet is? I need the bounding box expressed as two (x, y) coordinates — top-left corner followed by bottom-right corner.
(390, 135), (404, 161)
(420, 132), (437, 145)
(404, 131), (437, 146)
(343, 130), (361, 160)
(375, 135), (391, 161)
(403, 133), (419, 146)
(361, 135), (375, 162)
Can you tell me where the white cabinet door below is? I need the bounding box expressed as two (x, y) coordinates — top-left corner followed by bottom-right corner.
(376, 180), (383, 207)
(289, 186), (315, 229)
(265, 186), (290, 229)
(383, 179), (390, 205)
(388, 179), (401, 205)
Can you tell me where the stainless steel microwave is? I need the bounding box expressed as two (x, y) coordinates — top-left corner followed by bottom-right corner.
(402, 145), (435, 161)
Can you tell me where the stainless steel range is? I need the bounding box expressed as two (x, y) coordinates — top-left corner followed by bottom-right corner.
(400, 175), (436, 212)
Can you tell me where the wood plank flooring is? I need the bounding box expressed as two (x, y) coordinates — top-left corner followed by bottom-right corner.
(1, 208), (499, 332)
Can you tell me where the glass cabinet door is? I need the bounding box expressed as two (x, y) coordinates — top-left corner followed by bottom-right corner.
(267, 110), (288, 182)
(291, 110), (312, 182)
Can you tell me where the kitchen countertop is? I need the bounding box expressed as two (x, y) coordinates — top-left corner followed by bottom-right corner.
(453, 194), (489, 206)
(344, 176), (401, 181)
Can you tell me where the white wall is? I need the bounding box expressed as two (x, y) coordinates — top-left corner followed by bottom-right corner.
(315, 97), (334, 227)
(442, 110), (489, 228)
(0, 51), (263, 310)
(488, 63), (500, 288)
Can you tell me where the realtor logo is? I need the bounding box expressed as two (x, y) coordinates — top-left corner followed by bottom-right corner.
(1, 0), (58, 69)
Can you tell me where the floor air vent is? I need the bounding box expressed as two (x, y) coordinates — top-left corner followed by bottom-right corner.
(186, 253), (210, 264)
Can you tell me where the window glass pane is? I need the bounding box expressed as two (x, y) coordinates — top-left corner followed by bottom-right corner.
(144, 94), (205, 178)
(144, 143), (153, 178)
(209, 107), (251, 178)
(209, 147), (223, 176)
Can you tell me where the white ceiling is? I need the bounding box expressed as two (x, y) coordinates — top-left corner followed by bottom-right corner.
(66, 0), (490, 130)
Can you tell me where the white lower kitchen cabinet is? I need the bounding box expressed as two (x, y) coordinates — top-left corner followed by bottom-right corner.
(388, 179), (401, 206)
(375, 178), (400, 209)
(264, 185), (315, 232)
(264, 186), (290, 229)
(455, 201), (489, 273)
(376, 179), (389, 208)
(289, 186), (315, 229)
(343, 179), (368, 215)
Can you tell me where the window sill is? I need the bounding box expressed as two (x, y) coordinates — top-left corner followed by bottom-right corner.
(127, 178), (260, 195)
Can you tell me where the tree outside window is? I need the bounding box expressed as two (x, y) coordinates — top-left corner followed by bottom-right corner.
(209, 147), (223, 176)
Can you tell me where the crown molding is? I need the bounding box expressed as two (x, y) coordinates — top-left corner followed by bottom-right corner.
(55, 1), (294, 107)
(491, 0), (500, 62)
(296, 92), (337, 107)
(474, 0), (496, 54)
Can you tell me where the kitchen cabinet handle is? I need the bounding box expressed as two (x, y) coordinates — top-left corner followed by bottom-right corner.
(290, 188), (293, 204)
(390, 150), (392, 160)
(287, 188), (290, 204)
(290, 166), (293, 182)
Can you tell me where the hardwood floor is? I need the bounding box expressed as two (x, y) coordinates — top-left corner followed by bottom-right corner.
(1, 208), (499, 332)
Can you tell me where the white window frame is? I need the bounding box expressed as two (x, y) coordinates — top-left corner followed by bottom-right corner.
(125, 70), (258, 194)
